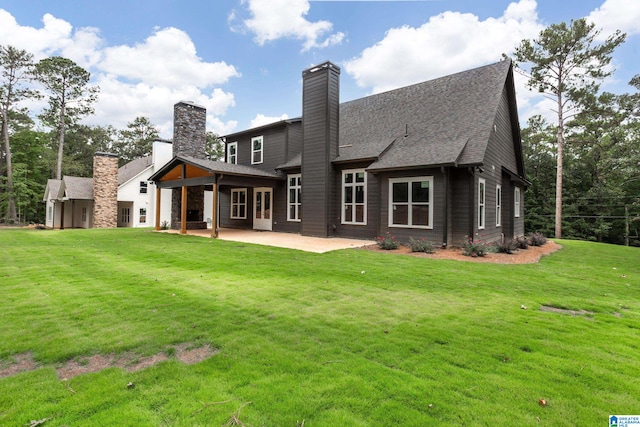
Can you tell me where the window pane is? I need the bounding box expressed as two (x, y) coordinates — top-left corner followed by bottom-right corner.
(392, 182), (408, 203)
(290, 188), (296, 203)
(239, 191), (246, 203)
(344, 205), (353, 222)
(264, 192), (271, 219)
(239, 205), (245, 218)
(392, 205), (408, 225)
(412, 181), (430, 203)
(290, 177), (296, 187)
(232, 191), (238, 203)
(479, 183), (485, 201)
(344, 173), (353, 184)
(355, 185), (364, 203)
(412, 205), (429, 226)
(356, 172), (365, 183)
(253, 139), (261, 150)
(355, 205), (364, 223)
(344, 188), (353, 204)
(232, 206), (238, 217)
(297, 177), (301, 186)
(297, 188), (301, 203)
(255, 193), (262, 219)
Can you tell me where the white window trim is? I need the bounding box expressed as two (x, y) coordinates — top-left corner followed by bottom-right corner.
(287, 174), (301, 222)
(496, 184), (502, 227)
(514, 187), (521, 218)
(251, 136), (263, 165)
(227, 142), (237, 164)
(230, 188), (247, 219)
(388, 176), (434, 229)
(341, 169), (367, 225)
(478, 178), (486, 230)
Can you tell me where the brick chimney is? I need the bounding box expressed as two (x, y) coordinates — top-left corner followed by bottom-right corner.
(301, 61), (340, 237)
(93, 152), (119, 228)
(171, 101), (207, 229)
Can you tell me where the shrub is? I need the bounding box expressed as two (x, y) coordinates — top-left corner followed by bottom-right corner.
(375, 233), (399, 250)
(160, 220), (170, 230)
(494, 238), (518, 254)
(515, 236), (529, 250)
(462, 235), (489, 257)
(528, 232), (547, 247)
(408, 237), (436, 253)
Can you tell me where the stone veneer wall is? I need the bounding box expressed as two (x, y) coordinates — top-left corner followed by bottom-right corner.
(171, 102), (207, 229)
(93, 152), (119, 228)
(173, 101), (206, 158)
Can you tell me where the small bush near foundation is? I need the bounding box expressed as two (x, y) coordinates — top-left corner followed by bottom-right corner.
(516, 236), (529, 249)
(160, 220), (170, 230)
(375, 233), (400, 250)
(528, 232), (547, 247)
(494, 238), (518, 254)
(408, 237), (436, 253)
(462, 235), (489, 257)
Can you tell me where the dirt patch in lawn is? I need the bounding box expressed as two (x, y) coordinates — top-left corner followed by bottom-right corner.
(540, 305), (594, 317)
(361, 240), (562, 264)
(0, 343), (218, 380)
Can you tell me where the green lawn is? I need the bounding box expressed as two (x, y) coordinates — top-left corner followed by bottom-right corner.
(0, 228), (638, 426)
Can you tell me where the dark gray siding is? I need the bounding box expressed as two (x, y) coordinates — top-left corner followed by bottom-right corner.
(218, 187), (253, 230)
(377, 168), (447, 245)
(273, 177), (301, 234)
(469, 86), (522, 243)
(286, 122), (303, 162)
(451, 168), (473, 245)
(230, 126), (287, 173)
(301, 63), (340, 237)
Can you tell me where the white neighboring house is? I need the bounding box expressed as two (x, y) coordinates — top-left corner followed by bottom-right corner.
(117, 140), (173, 228)
(43, 140), (175, 229)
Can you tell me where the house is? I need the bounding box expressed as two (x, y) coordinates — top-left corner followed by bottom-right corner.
(150, 59), (526, 245)
(43, 140), (176, 229)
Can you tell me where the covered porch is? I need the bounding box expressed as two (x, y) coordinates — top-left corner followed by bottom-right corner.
(149, 156), (284, 237)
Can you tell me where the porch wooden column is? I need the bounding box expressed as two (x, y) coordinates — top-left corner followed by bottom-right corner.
(211, 179), (218, 238)
(154, 186), (161, 230)
(180, 185), (187, 235)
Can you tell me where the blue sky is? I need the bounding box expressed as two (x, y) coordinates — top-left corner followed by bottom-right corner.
(0, 0), (638, 139)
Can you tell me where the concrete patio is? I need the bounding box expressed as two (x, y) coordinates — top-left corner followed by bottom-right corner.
(159, 228), (374, 253)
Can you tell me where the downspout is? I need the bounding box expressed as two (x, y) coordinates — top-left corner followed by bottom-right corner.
(442, 167), (448, 248)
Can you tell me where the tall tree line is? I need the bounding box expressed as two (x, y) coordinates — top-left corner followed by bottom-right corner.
(516, 18), (639, 245)
(0, 45), (225, 225)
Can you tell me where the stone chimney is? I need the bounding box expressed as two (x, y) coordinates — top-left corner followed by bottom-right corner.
(93, 152), (119, 228)
(301, 61), (340, 237)
(173, 101), (206, 158)
(171, 101), (207, 229)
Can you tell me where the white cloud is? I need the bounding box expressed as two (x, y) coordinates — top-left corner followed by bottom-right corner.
(0, 9), (240, 138)
(99, 27), (239, 88)
(344, 0), (543, 94)
(249, 113), (290, 129)
(588, 0), (640, 40)
(237, 0), (344, 51)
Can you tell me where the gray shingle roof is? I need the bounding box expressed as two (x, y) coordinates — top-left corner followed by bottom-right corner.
(43, 179), (62, 201)
(338, 59), (512, 170)
(118, 156), (152, 185)
(276, 153), (301, 170)
(61, 176), (94, 200)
